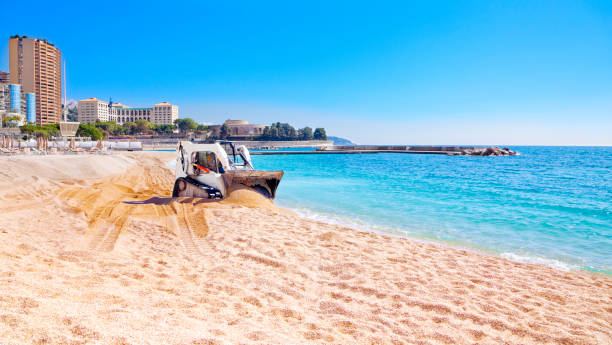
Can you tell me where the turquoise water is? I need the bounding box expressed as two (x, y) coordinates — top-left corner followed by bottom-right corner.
(253, 147), (612, 273)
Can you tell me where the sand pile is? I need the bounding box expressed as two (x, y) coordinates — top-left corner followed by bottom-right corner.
(0, 151), (610, 344)
(54, 155), (279, 253)
(222, 185), (278, 210)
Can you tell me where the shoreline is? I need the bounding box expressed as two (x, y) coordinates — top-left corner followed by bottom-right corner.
(169, 153), (602, 275)
(0, 152), (610, 344)
(282, 204), (602, 274)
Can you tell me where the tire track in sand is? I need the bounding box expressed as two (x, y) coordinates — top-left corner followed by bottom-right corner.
(54, 157), (212, 254)
(89, 202), (135, 252)
(170, 202), (204, 256)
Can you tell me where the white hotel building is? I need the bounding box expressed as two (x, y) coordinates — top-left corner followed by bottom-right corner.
(77, 98), (179, 125)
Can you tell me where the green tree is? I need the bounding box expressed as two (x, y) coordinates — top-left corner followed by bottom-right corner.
(35, 129), (49, 138)
(123, 122), (136, 135)
(287, 126), (297, 139)
(270, 127), (279, 138)
(19, 124), (60, 138)
(3, 115), (21, 127)
(196, 124), (208, 134)
(19, 124), (40, 136)
(92, 121), (119, 137)
(313, 128), (327, 140)
(43, 124), (60, 137)
(298, 127), (313, 140)
(77, 124), (103, 140)
(219, 123), (230, 139)
(174, 118), (198, 134)
(134, 120), (153, 134)
(259, 122), (299, 140)
(153, 124), (176, 135)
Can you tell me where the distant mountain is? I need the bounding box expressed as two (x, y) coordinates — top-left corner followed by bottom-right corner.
(328, 136), (356, 146)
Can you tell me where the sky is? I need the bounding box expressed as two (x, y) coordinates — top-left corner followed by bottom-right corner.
(1, 0), (610, 145)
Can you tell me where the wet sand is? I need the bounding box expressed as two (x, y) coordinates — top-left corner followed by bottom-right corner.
(0, 152), (610, 344)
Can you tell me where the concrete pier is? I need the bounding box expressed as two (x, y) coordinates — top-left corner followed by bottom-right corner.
(250, 149), (454, 155)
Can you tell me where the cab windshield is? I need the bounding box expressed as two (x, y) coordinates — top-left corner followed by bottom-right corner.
(191, 151), (220, 173)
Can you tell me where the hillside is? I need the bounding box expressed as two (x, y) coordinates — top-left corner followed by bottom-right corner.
(328, 136), (355, 146)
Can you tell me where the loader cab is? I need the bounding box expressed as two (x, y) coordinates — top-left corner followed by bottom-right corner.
(190, 151), (224, 175)
(217, 141), (254, 171)
(231, 154), (249, 170)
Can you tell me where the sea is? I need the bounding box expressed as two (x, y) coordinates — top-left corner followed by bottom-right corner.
(252, 146), (612, 274)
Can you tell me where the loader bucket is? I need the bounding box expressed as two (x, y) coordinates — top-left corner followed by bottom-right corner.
(225, 170), (284, 199)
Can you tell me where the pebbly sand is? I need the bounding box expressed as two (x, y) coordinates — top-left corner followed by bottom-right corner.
(0, 152), (610, 344)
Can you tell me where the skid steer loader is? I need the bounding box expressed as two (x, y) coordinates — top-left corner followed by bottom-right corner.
(172, 141), (283, 200)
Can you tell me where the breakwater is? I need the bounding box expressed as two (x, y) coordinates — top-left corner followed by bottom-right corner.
(251, 145), (517, 156)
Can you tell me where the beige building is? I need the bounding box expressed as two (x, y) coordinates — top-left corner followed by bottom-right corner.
(151, 102), (179, 125)
(77, 98), (110, 123)
(9, 36), (62, 125)
(210, 119), (267, 138)
(78, 98), (179, 125)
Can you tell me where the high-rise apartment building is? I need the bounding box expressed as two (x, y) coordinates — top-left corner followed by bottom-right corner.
(0, 84), (10, 124)
(26, 93), (36, 123)
(0, 72), (9, 125)
(9, 84), (21, 113)
(0, 71), (9, 84)
(8, 35), (62, 125)
(0, 83), (31, 126)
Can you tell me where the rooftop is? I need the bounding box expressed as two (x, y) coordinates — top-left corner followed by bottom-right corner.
(9, 35), (56, 47)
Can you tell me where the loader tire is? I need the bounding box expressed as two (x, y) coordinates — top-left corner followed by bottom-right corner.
(172, 178), (187, 198)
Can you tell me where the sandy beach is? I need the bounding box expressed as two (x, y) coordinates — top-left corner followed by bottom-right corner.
(0, 151), (610, 344)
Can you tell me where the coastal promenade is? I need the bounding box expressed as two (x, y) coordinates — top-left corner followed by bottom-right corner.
(141, 139), (333, 151)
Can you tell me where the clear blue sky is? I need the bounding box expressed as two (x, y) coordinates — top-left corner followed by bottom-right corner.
(1, 0), (610, 145)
